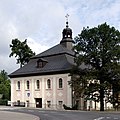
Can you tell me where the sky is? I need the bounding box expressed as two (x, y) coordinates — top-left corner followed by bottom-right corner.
(0, 0), (120, 74)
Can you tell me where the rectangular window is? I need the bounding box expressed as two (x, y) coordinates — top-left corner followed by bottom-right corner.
(47, 101), (51, 108)
(17, 100), (20, 106)
(26, 100), (29, 107)
(58, 101), (63, 105)
(90, 100), (93, 108)
(58, 101), (63, 108)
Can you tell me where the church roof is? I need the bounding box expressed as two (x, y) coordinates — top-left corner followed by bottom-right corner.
(9, 44), (76, 78)
(33, 44), (75, 58)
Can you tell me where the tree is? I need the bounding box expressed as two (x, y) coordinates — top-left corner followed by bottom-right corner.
(108, 68), (120, 109)
(9, 38), (35, 68)
(73, 23), (120, 111)
(69, 66), (89, 109)
(0, 70), (8, 84)
(0, 70), (10, 100)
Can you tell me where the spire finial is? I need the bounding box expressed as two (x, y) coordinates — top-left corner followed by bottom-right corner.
(65, 14), (69, 28)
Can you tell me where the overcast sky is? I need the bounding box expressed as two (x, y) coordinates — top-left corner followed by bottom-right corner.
(0, 0), (120, 74)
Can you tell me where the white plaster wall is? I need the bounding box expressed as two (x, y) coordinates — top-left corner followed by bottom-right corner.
(10, 73), (72, 109)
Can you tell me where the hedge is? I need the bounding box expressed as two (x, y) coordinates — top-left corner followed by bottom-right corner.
(0, 99), (7, 105)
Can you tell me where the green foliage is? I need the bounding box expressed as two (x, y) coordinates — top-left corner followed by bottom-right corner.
(0, 70), (10, 100)
(0, 99), (7, 105)
(73, 23), (120, 111)
(9, 38), (35, 68)
(69, 66), (89, 98)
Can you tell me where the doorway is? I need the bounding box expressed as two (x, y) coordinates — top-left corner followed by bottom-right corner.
(35, 98), (42, 108)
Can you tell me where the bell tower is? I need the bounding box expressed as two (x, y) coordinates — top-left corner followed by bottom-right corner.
(60, 14), (74, 50)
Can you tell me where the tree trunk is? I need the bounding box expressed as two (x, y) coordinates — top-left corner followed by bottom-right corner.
(100, 79), (104, 111)
(100, 87), (104, 111)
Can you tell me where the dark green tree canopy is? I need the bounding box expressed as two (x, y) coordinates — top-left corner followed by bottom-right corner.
(9, 38), (35, 68)
(0, 70), (10, 100)
(74, 23), (120, 69)
(73, 23), (120, 111)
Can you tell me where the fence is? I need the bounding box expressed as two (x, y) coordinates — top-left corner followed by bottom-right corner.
(13, 102), (25, 107)
(11, 102), (64, 109)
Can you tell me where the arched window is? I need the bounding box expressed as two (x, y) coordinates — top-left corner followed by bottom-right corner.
(17, 81), (20, 90)
(36, 80), (40, 89)
(59, 78), (63, 88)
(26, 81), (30, 90)
(47, 79), (51, 89)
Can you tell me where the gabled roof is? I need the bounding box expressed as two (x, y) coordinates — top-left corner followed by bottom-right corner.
(9, 44), (76, 78)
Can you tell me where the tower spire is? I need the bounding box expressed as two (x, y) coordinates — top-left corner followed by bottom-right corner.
(60, 14), (74, 50)
(65, 14), (69, 28)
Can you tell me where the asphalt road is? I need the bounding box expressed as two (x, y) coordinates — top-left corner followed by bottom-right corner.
(5, 108), (120, 120)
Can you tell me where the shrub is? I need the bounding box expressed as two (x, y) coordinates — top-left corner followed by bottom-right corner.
(63, 104), (78, 110)
(0, 99), (7, 105)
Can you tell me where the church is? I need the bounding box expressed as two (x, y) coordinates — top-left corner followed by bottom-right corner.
(9, 19), (113, 110)
(9, 20), (75, 109)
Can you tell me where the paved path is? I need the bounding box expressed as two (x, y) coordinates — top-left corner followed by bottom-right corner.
(10, 108), (120, 120)
(1, 106), (120, 120)
(0, 111), (39, 120)
(0, 106), (39, 120)
(0, 106), (21, 110)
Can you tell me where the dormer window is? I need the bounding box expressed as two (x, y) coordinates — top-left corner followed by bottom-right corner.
(37, 58), (47, 68)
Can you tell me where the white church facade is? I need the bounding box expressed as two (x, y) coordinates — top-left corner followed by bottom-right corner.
(10, 73), (72, 109)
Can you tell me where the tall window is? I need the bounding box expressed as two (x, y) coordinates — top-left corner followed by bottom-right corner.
(26, 80), (30, 90)
(36, 80), (40, 89)
(47, 79), (51, 89)
(59, 78), (63, 88)
(17, 81), (20, 90)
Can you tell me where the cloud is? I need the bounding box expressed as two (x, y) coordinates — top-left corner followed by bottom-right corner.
(0, 0), (120, 74)
(0, 0), (66, 73)
(27, 37), (48, 54)
(0, 55), (19, 74)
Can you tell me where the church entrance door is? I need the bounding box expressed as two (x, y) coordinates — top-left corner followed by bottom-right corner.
(35, 98), (42, 108)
